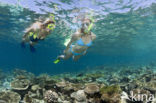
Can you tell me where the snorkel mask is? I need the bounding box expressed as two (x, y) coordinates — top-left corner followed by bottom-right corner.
(83, 17), (94, 34)
(46, 14), (56, 31)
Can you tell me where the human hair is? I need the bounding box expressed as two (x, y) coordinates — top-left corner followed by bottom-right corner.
(82, 18), (92, 24)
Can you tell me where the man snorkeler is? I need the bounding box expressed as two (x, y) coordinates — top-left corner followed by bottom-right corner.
(21, 14), (56, 52)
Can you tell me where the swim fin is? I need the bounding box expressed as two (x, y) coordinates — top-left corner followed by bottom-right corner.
(53, 58), (60, 64)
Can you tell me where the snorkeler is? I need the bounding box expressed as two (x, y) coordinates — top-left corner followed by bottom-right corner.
(54, 17), (96, 64)
(21, 14), (56, 52)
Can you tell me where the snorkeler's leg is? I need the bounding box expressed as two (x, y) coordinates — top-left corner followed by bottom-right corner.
(64, 53), (73, 60)
(57, 48), (73, 60)
(29, 41), (36, 52)
(73, 55), (81, 61)
(21, 38), (27, 48)
(64, 48), (73, 60)
(57, 53), (73, 60)
(21, 36), (31, 48)
(54, 46), (74, 64)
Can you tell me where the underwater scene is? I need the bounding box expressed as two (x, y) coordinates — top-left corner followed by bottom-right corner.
(0, 0), (156, 103)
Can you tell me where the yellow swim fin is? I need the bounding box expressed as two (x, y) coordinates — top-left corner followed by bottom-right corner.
(53, 59), (60, 64)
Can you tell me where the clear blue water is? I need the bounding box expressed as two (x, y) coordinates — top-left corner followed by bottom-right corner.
(0, 0), (156, 74)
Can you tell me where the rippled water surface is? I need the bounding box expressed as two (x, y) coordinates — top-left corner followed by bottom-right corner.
(0, 0), (156, 74)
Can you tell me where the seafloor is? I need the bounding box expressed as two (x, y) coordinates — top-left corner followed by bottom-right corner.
(0, 64), (156, 103)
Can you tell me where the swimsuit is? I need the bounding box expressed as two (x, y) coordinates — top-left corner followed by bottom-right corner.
(70, 37), (92, 56)
(28, 32), (39, 42)
(77, 38), (92, 47)
(29, 35), (39, 42)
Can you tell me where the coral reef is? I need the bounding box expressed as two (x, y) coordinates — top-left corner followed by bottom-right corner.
(0, 64), (156, 103)
(44, 90), (58, 103)
(11, 77), (30, 91)
(84, 83), (99, 95)
(0, 91), (21, 103)
(71, 90), (87, 102)
(100, 85), (121, 103)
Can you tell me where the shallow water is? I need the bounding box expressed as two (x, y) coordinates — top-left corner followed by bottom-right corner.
(0, 0), (156, 74)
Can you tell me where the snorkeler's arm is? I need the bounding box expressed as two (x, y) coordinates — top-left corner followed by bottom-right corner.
(64, 32), (79, 51)
(65, 35), (77, 51)
(23, 22), (41, 38)
(23, 23), (36, 38)
(23, 27), (33, 38)
(91, 32), (96, 40)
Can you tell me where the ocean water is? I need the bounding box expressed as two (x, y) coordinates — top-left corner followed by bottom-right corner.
(0, 0), (156, 75)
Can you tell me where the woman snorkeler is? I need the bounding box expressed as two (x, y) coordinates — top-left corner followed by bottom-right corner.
(21, 14), (56, 52)
(54, 17), (96, 63)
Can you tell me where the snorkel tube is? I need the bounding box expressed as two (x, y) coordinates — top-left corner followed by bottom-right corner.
(84, 17), (94, 34)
